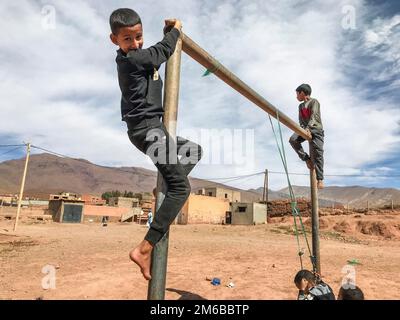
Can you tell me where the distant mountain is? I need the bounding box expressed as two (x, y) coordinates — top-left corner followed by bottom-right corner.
(0, 153), (262, 201)
(1, 154), (398, 208)
(247, 187), (290, 200)
(248, 186), (342, 208)
(278, 185), (400, 209)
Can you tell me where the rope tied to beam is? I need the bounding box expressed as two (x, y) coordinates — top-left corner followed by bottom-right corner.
(202, 62), (222, 77)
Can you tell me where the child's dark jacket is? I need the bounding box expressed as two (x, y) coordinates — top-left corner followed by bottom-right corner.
(115, 28), (180, 126)
(298, 282), (336, 300)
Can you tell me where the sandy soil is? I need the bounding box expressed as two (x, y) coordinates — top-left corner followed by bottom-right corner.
(1, 213), (399, 300)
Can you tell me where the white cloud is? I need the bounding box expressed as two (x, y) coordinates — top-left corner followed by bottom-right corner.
(0, 0), (399, 191)
(363, 14), (400, 81)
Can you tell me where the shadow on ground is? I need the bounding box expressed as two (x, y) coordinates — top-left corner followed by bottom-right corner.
(166, 288), (207, 300)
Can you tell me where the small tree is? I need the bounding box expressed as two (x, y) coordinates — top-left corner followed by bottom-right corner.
(101, 191), (112, 204)
(102, 190), (136, 204)
(126, 191), (134, 198)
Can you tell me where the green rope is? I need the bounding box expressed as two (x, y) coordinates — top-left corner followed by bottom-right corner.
(275, 112), (315, 271)
(202, 62), (221, 77)
(268, 112), (316, 273)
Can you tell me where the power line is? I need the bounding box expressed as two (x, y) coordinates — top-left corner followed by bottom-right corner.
(210, 173), (262, 185)
(0, 146), (24, 157)
(193, 173), (264, 189)
(192, 172), (265, 190)
(324, 173), (400, 177)
(30, 144), (264, 191)
(205, 171), (264, 181)
(225, 173), (264, 187)
(29, 144), (400, 180)
(7, 144), (258, 191)
(31, 145), (75, 159)
(268, 170), (400, 178)
(30, 145), (257, 183)
(0, 144), (26, 148)
(202, 170), (400, 180)
(30, 145), (142, 176)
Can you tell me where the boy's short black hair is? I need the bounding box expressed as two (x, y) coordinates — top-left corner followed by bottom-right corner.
(339, 286), (365, 300)
(294, 269), (316, 285)
(296, 84), (312, 96)
(110, 8), (141, 34)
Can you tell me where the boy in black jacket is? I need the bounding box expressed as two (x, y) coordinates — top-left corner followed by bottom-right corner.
(110, 8), (202, 280)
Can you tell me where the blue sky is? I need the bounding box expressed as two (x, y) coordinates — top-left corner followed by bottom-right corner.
(0, 0), (399, 190)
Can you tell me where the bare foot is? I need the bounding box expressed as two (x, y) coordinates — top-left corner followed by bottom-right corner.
(129, 240), (153, 280)
(317, 180), (324, 189)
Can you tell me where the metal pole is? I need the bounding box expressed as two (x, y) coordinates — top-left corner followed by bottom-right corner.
(13, 143), (31, 232)
(391, 200), (394, 211)
(367, 200), (369, 212)
(181, 33), (312, 141)
(147, 35), (182, 300)
(309, 143), (320, 274)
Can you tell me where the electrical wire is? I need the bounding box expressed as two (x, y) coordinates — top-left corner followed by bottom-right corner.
(0, 146), (25, 157)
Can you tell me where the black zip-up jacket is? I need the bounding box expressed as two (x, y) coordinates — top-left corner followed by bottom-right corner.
(115, 28), (180, 125)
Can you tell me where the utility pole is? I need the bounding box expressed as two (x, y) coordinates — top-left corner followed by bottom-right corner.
(262, 169), (269, 203)
(13, 143), (31, 232)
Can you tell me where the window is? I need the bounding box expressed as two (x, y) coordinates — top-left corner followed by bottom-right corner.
(238, 206), (246, 212)
(225, 194), (228, 199)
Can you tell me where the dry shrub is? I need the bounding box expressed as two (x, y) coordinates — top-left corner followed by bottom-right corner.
(302, 218), (328, 229)
(356, 221), (394, 239)
(333, 220), (352, 233)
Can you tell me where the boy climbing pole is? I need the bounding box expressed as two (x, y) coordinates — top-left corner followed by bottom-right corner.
(109, 8), (202, 280)
(289, 84), (325, 189)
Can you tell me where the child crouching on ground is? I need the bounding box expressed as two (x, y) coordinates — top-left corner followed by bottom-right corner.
(294, 269), (335, 300)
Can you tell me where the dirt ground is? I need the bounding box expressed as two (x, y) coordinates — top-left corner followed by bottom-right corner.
(1, 212), (400, 300)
